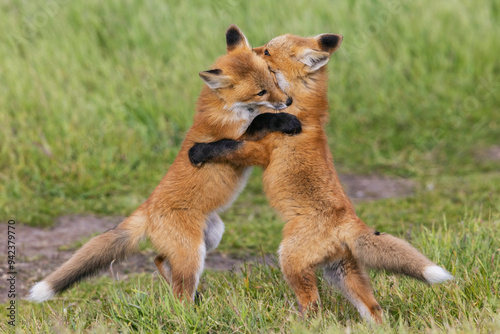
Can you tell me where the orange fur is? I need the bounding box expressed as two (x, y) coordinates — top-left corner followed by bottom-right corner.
(29, 25), (292, 303)
(197, 33), (453, 322)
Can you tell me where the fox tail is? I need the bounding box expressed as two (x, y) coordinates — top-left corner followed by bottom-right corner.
(29, 212), (148, 302)
(348, 226), (453, 284)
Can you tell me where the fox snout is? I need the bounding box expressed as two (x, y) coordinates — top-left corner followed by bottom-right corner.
(273, 96), (293, 110)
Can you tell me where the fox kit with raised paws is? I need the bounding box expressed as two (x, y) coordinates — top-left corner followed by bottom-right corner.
(29, 25), (299, 303)
(190, 33), (453, 322)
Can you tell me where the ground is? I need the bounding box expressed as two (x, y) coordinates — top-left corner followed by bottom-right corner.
(0, 173), (414, 304)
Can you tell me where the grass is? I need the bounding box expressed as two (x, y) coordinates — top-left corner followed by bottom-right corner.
(10, 217), (500, 333)
(1, 0), (499, 226)
(1, 0), (499, 332)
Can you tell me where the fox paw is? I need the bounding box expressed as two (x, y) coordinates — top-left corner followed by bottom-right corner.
(194, 291), (203, 304)
(277, 113), (302, 135)
(271, 113), (302, 135)
(189, 143), (212, 166)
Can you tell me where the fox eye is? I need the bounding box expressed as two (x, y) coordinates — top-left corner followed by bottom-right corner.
(264, 49), (270, 56)
(256, 90), (267, 96)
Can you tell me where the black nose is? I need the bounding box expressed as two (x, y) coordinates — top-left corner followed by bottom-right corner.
(286, 97), (293, 106)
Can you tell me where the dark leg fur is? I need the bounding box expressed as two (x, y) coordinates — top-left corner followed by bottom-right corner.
(189, 139), (242, 166)
(243, 112), (302, 140)
(188, 112), (301, 166)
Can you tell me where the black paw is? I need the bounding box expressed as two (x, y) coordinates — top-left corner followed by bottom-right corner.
(194, 291), (203, 305)
(189, 143), (212, 167)
(271, 112), (302, 135)
(188, 139), (242, 166)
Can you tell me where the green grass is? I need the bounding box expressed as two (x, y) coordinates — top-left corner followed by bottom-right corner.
(2, 0), (500, 332)
(1, 0), (499, 225)
(10, 217), (500, 333)
(218, 170), (500, 256)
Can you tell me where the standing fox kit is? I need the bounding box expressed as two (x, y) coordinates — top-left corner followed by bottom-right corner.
(29, 25), (299, 303)
(190, 33), (453, 322)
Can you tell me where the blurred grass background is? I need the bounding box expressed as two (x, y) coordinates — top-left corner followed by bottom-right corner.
(2, 0), (500, 332)
(1, 0), (499, 231)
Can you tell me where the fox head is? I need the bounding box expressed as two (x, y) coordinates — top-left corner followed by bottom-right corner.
(253, 33), (343, 95)
(199, 25), (292, 121)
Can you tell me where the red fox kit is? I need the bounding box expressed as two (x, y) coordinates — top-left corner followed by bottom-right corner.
(189, 33), (453, 322)
(29, 25), (299, 303)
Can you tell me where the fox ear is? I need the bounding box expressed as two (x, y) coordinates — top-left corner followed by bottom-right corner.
(199, 69), (232, 90)
(252, 45), (265, 55)
(315, 34), (343, 55)
(226, 24), (251, 53)
(298, 49), (331, 72)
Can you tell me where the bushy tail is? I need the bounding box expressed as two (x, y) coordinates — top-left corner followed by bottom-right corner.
(29, 212), (148, 302)
(349, 228), (453, 284)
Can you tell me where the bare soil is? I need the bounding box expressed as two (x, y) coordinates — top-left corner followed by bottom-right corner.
(339, 173), (415, 202)
(476, 145), (500, 162)
(0, 173), (415, 303)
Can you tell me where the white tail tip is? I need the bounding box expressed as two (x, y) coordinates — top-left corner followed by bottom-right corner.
(423, 265), (454, 284)
(29, 281), (55, 302)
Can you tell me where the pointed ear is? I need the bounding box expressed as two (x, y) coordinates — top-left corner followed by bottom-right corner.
(298, 49), (331, 72)
(252, 45), (265, 56)
(315, 34), (343, 55)
(199, 69), (232, 90)
(226, 24), (251, 53)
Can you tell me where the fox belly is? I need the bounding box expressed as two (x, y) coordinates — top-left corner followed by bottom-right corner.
(217, 167), (252, 212)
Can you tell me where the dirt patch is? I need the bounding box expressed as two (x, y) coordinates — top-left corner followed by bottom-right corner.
(0, 216), (273, 304)
(476, 145), (500, 162)
(1, 174), (414, 303)
(1, 216), (119, 304)
(340, 173), (415, 202)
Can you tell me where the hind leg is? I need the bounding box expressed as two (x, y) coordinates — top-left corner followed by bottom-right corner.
(279, 227), (330, 314)
(168, 213), (222, 299)
(154, 255), (172, 284)
(323, 254), (383, 323)
(279, 243), (320, 314)
(149, 217), (206, 301)
(167, 241), (206, 300)
(154, 212), (223, 285)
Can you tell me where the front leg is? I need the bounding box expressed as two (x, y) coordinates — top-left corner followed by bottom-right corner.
(242, 112), (302, 141)
(189, 139), (271, 167)
(188, 112), (301, 167)
(188, 139), (243, 167)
